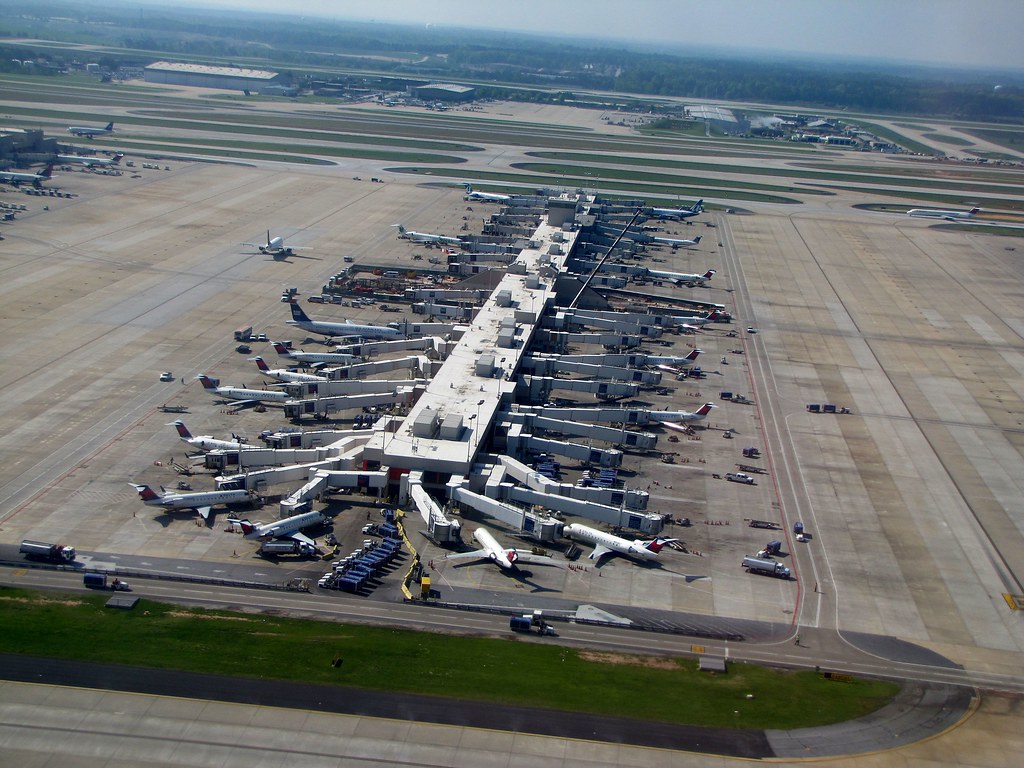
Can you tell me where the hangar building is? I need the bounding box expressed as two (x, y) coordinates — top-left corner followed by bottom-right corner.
(411, 83), (475, 103)
(144, 62), (283, 92)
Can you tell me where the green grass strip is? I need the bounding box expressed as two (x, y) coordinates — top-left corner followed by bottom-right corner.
(0, 588), (898, 730)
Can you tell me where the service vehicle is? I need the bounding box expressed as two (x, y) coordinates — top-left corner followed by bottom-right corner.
(19, 540), (76, 563)
(159, 371), (174, 382)
(725, 472), (755, 484)
(742, 556), (791, 579)
(83, 573), (131, 590)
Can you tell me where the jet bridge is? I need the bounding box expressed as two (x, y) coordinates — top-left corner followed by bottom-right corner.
(447, 483), (564, 543)
(411, 301), (477, 320)
(537, 331), (643, 350)
(495, 455), (649, 511)
(503, 422), (622, 467)
(405, 471), (461, 544)
(502, 409), (659, 450)
(339, 335), (456, 356)
(279, 468), (390, 515)
(539, 352), (699, 367)
(322, 357), (429, 381)
(283, 387), (419, 419)
(286, 377), (428, 399)
(544, 311), (663, 338)
(520, 375), (639, 402)
(521, 356), (662, 385)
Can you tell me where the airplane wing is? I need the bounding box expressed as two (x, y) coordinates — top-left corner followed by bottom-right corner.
(287, 531), (315, 546)
(511, 551), (564, 567)
(444, 548), (488, 562)
(195, 506), (213, 520)
(587, 544), (614, 562)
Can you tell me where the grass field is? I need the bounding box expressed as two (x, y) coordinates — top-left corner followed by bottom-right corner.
(0, 587), (899, 731)
(920, 133), (974, 146)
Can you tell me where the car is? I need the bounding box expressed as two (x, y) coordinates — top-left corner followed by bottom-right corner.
(254, 333), (268, 342)
(235, 344), (251, 353)
(746, 327), (759, 334)
(159, 371), (174, 382)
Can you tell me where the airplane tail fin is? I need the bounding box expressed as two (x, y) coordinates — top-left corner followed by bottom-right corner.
(196, 375), (220, 389)
(171, 421), (192, 439)
(289, 302), (311, 323)
(238, 520), (255, 535)
(105, 122), (114, 131)
(39, 165), (53, 179)
(692, 199), (704, 212)
(252, 357), (269, 372)
(685, 348), (701, 361)
(131, 483), (160, 502)
(693, 236), (702, 244)
(695, 403), (715, 417)
(703, 269), (716, 279)
(111, 153), (123, 165)
(272, 342), (291, 356)
(969, 208), (981, 214)
(644, 539), (665, 553)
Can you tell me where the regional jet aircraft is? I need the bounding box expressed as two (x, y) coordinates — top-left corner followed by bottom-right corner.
(195, 375), (291, 404)
(393, 224), (465, 246)
(907, 206), (980, 221)
(652, 234), (702, 248)
(0, 165), (52, 187)
(242, 230), (312, 256)
(647, 269), (717, 288)
(646, 199), (703, 220)
(232, 510), (327, 546)
(56, 152), (121, 168)
(445, 527), (562, 571)
(563, 523), (677, 563)
(463, 184), (511, 203)
(251, 356), (326, 383)
(648, 402), (716, 424)
(272, 341), (359, 365)
(130, 483), (255, 521)
(67, 121), (115, 138)
(169, 420), (247, 452)
(286, 303), (403, 340)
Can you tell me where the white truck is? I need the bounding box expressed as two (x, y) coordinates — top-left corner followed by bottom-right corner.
(725, 472), (755, 484)
(259, 540), (317, 557)
(742, 556), (791, 579)
(20, 540), (76, 563)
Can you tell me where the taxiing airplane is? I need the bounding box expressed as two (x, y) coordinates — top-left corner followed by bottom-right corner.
(195, 375), (291, 404)
(563, 522), (677, 563)
(67, 121), (115, 138)
(169, 420), (247, 452)
(648, 402), (716, 424)
(287, 302), (404, 341)
(393, 224), (464, 246)
(56, 152), (121, 168)
(445, 527), (562, 571)
(648, 268), (716, 288)
(907, 207), (980, 221)
(252, 356), (326, 383)
(463, 184), (511, 203)
(130, 483), (255, 521)
(646, 199), (703, 220)
(272, 341), (359, 366)
(233, 510), (327, 546)
(242, 230), (311, 256)
(652, 234), (702, 249)
(0, 165), (53, 187)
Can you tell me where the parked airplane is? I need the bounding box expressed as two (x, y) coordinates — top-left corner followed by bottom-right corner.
(563, 522), (677, 563)
(393, 224), (464, 246)
(67, 121), (115, 138)
(445, 527), (561, 571)
(0, 164), (53, 187)
(647, 199), (703, 220)
(649, 349), (702, 367)
(648, 268), (716, 288)
(195, 375), (291, 404)
(287, 302), (404, 340)
(907, 206), (980, 221)
(272, 341), (359, 365)
(56, 152), (121, 168)
(648, 402), (716, 424)
(129, 483), (255, 521)
(667, 309), (724, 327)
(652, 234), (702, 248)
(242, 230), (311, 256)
(233, 510), (327, 546)
(252, 356), (326, 383)
(463, 184), (511, 203)
(169, 420), (246, 452)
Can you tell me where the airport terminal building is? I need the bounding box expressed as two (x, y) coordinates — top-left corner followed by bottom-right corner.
(144, 62), (284, 92)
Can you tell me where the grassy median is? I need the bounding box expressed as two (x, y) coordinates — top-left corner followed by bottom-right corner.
(0, 587), (898, 730)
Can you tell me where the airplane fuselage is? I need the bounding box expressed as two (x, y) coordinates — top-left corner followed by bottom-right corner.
(907, 207), (980, 220)
(286, 318), (402, 341)
(563, 523), (659, 561)
(242, 511), (326, 540)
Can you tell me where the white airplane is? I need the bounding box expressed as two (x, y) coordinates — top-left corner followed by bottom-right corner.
(0, 164), (53, 187)
(196, 375), (291, 404)
(648, 402), (716, 424)
(563, 522), (677, 563)
(67, 121), (115, 138)
(463, 184), (511, 203)
(652, 234), (702, 248)
(56, 152), (122, 168)
(242, 230), (311, 256)
(666, 309), (724, 327)
(907, 206), (980, 221)
(648, 268), (716, 289)
(287, 303), (403, 340)
(649, 349), (702, 367)
(444, 527), (562, 571)
(272, 341), (359, 365)
(393, 224), (464, 246)
(169, 420), (247, 452)
(251, 356), (326, 383)
(647, 199), (703, 220)
(129, 483), (255, 521)
(233, 510), (327, 546)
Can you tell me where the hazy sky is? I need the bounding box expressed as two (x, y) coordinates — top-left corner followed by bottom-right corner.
(156, 0), (1023, 71)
